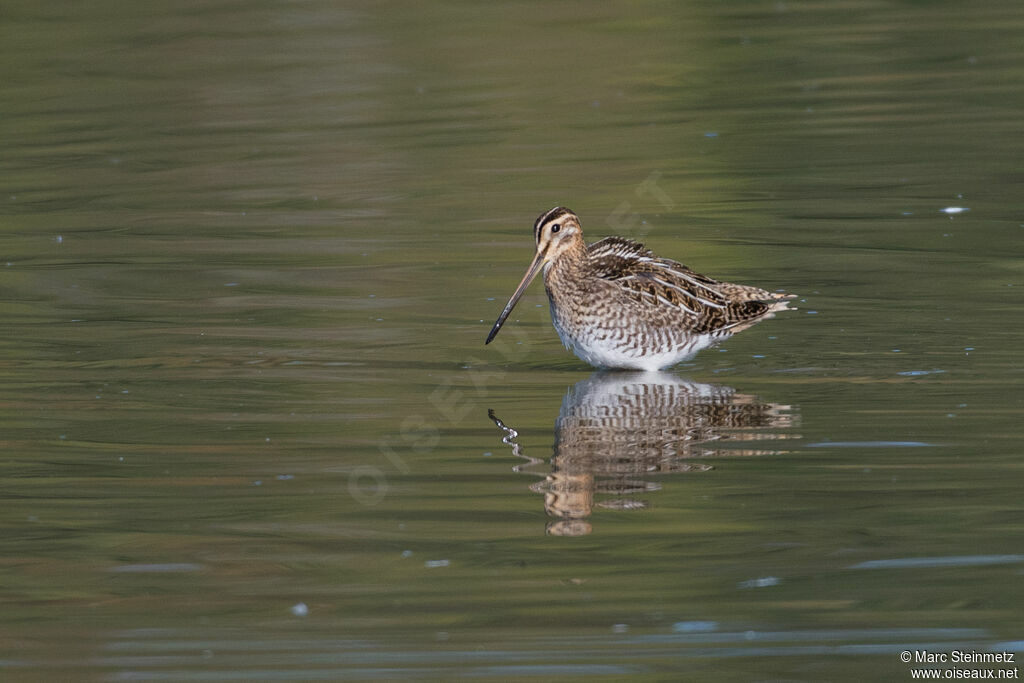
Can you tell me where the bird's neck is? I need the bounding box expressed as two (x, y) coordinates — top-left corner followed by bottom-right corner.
(543, 238), (589, 293)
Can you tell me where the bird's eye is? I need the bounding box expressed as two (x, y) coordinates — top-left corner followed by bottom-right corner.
(551, 224), (561, 233)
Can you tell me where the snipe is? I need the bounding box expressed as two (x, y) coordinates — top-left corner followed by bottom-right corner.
(485, 207), (795, 370)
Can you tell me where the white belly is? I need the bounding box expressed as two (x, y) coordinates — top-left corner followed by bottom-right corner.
(566, 334), (718, 371)
(549, 305), (719, 371)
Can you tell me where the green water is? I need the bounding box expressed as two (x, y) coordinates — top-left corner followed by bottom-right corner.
(3, 1), (1023, 680)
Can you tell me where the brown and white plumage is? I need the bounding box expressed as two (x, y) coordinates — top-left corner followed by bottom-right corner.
(486, 207), (795, 370)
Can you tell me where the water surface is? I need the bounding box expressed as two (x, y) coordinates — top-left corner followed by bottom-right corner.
(3, 1), (1023, 680)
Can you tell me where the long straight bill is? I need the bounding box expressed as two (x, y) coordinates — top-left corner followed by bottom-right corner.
(485, 250), (546, 344)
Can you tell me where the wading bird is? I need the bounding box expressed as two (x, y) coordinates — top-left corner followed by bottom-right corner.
(485, 207), (795, 370)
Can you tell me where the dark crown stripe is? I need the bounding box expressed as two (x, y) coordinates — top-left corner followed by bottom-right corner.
(534, 206), (572, 241)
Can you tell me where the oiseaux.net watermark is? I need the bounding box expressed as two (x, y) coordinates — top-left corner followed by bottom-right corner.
(903, 649), (1018, 679)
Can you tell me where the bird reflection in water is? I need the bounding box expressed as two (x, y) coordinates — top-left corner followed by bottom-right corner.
(489, 371), (798, 536)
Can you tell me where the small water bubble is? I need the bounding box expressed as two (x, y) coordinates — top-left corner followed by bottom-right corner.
(252, 480), (262, 486)
(964, 347), (974, 351)
(276, 474), (294, 481)
(703, 131), (719, 138)
(739, 576), (780, 589)
(611, 624), (630, 634)
(425, 559), (450, 568)
(806, 310), (818, 315)
(940, 206), (969, 214)
(483, 451), (492, 457)
(401, 550), (413, 558)
(290, 603), (309, 617)
(55, 235), (63, 244)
